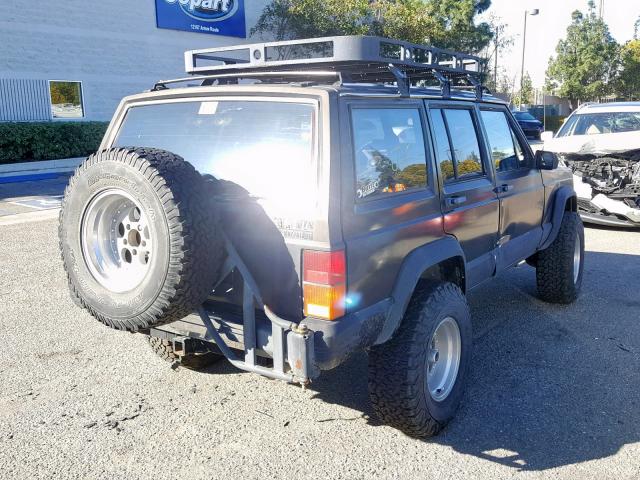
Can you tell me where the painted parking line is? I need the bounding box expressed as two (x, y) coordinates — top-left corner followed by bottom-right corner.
(9, 196), (63, 210)
(0, 209), (59, 226)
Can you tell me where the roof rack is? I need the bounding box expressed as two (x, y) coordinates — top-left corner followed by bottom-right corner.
(160, 36), (485, 98)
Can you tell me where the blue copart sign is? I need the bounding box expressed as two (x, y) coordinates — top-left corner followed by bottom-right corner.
(155, 0), (246, 38)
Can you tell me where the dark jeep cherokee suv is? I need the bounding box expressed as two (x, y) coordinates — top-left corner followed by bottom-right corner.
(59, 36), (584, 438)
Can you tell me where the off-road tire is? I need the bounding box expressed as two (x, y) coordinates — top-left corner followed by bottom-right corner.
(148, 336), (222, 370)
(368, 282), (472, 438)
(536, 211), (584, 304)
(59, 147), (225, 332)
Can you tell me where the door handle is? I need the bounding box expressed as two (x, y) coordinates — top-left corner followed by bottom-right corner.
(446, 195), (467, 206)
(497, 183), (513, 193)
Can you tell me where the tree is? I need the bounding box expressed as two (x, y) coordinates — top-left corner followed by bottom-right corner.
(616, 40), (640, 100)
(397, 163), (427, 187)
(546, 0), (619, 108)
(50, 82), (81, 105)
(512, 72), (534, 105)
(489, 68), (517, 100)
(481, 14), (515, 92)
(252, 0), (374, 40)
(252, 0), (494, 54)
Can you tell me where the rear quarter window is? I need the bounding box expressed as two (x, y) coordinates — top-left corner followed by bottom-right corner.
(350, 107), (428, 201)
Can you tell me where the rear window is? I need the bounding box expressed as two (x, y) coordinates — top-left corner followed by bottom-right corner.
(514, 112), (537, 121)
(113, 100), (316, 213)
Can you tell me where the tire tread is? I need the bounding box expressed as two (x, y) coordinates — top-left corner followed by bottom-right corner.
(536, 211), (583, 304)
(368, 282), (470, 438)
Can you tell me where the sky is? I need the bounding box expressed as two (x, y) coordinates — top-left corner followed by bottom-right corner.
(479, 0), (640, 89)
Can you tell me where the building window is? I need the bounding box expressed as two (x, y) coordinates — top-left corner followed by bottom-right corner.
(49, 81), (84, 118)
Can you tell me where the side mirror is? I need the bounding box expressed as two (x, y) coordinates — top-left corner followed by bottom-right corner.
(540, 131), (555, 142)
(535, 150), (559, 170)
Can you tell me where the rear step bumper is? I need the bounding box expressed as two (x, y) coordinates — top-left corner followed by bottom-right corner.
(199, 305), (316, 383)
(149, 234), (393, 383)
(150, 296), (393, 380)
(151, 303), (318, 384)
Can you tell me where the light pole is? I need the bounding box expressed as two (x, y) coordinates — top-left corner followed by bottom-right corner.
(494, 29), (498, 90)
(543, 87), (546, 131)
(520, 8), (539, 107)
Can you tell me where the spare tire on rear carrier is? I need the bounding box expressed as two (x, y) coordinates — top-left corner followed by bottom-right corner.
(59, 147), (225, 332)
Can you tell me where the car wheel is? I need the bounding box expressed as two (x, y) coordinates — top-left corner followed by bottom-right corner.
(148, 336), (222, 370)
(368, 282), (472, 437)
(59, 147), (225, 331)
(536, 211), (585, 304)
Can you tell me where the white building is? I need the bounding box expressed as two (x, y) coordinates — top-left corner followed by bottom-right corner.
(0, 0), (270, 122)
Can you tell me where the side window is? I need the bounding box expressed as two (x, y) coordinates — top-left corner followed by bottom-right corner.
(351, 107), (428, 200)
(480, 110), (530, 171)
(443, 109), (483, 178)
(431, 107), (484, 182)
(431, 109), (455, 182)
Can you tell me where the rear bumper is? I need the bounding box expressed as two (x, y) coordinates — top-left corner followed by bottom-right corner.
(303, 298), (392, 370)
(522, 129), (541, 140)
(154, 297), (393, 374)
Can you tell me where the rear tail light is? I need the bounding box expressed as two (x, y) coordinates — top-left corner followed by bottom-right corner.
(303, 249), (346, 320)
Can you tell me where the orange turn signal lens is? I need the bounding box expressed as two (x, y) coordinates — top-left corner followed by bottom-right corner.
(303, 283), (346, 320)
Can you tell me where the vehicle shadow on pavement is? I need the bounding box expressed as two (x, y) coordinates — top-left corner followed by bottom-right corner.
(307, 249), (640, 471)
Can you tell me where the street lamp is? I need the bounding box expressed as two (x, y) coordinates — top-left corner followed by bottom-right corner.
(520, 8), (539, 107)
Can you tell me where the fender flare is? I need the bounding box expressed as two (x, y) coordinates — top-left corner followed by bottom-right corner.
(374, 235), (466, 345)
(539, 185), (577, 250)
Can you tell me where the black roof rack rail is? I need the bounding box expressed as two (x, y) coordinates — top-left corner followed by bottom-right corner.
(153, 70), (342, 91)
(179, 35), (484, 99)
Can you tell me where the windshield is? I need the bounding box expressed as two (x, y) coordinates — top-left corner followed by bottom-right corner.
(113, 100), (317, 215)
(557, 111), (640, 137)
(514, 112), (537, 121)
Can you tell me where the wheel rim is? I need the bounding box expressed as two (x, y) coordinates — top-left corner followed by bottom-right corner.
(81, 189), (153, 293)
(573, 235), (581, 284)
(426, 316), (462, 402)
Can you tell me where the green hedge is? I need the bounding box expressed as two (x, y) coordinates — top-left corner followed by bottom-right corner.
(0, 121), (109, 164)
(543, 115), (567, 134)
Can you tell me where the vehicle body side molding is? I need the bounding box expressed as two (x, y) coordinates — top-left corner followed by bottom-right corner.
(538, 185), (577, 251)
(374, 235), (466, 345)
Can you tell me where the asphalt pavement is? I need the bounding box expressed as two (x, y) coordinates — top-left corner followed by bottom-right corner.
(0, 190), (638, 479)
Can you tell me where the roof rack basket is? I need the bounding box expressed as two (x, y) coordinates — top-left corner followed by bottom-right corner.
(163, 36), (484, 98)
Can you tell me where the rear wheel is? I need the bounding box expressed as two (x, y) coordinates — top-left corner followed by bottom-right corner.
(368, 282), (472, 437)
(536, 211), (584, 304)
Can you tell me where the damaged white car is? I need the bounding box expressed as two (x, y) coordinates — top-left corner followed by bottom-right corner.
(542, 102), (640, 228)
